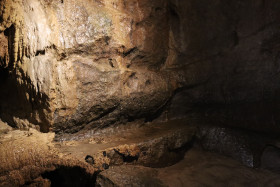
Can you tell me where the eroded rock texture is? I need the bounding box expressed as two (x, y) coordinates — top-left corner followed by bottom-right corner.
(1, 0), (280, 136)
(0, 0), (175, 134)
(0, 121), (96, 186)
(1, 0), (280, 185)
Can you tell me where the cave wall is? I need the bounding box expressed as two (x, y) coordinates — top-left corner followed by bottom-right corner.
(167, 0), (280, 134)
(1, 0), (280, 134)
(0, 0), (177, 133)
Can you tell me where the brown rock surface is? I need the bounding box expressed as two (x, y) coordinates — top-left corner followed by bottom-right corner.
(57, 119), (196, 169)
(1, 0), (280, 185)
(0, 118), (195, 185)
(0, 122), (95, 186)
(0, 0), (173, 134)
(1, 0), (280, 135)
(96, 165), (166, 187)
(97, 149), (280, 187)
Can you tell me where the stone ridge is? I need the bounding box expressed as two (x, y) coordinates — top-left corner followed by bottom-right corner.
(57, 119), (196, 170)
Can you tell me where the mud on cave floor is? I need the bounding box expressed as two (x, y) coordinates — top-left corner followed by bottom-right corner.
(1, 119), (280, 186)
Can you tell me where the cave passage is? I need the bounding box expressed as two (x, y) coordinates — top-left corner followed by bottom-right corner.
(1, 0), (280, 186)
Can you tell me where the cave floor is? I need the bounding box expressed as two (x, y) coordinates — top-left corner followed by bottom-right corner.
(97, 149), (280, 187)
(56, 119), (196, 168)
(157, 149), (280, 187)
(1, 119), (280, 186)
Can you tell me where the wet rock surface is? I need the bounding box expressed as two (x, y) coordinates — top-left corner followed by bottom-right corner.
(56, 119), (196, 169)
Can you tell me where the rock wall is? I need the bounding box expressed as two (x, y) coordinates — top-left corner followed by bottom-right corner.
(166, 0), (280, 134)
(0, 0), (177, 134)
(1, 0), (280, 135)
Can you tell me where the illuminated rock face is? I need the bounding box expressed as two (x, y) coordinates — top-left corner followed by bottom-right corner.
(0, 0), (174, 133)
(1, 0), (280, 135)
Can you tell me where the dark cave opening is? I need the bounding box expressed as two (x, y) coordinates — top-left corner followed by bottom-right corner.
(41, 166), (96, 187)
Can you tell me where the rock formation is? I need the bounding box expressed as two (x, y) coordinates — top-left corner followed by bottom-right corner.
(166, 0), (280, 134)
(1, 0), (280, 186)
(0, 0), (174, 135)
(1, 0), (280, 136)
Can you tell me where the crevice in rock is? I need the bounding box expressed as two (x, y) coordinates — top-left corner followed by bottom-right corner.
(144, 97), (172, 123)
(86, 106), (119, 127)
(4, 24), (16, 69)
(35, 49), (46, 56)
(85, 155), (95, 165)
(122, 47), (138, 57)
(41, 166), (96, 187)
(169, 137), (195, 155)
(0, 67), (51, 132)
(150, 137), (196, 168)
(108, 58), (114, 68)
(113, 149), (139, 163)
(0, 64), (9, 82)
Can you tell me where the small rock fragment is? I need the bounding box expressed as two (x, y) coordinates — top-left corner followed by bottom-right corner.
(102, 163), (109, 170)
(85, 155), (95, 165)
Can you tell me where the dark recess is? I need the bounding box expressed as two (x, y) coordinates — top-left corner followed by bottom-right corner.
(41, 166), (96, 187)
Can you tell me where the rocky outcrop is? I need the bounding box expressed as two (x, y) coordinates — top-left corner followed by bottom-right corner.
(2, 1), (280, 185)
(56, 119), (196, 169)
(195, 124), (277, 167)
(0, 0), (175, 134)
(0, 123), (96, 186)
(1, 0), (280, 136)
(0, 118), (195, 185)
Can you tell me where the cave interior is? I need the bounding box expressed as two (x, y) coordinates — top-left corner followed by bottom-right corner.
(1, 0), (280, 186)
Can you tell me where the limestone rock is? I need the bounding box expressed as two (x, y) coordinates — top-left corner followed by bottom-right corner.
(0, 0), (173, 134)
(0, 128), (95, 186)
(1, 0), (280, 136)
(0, 119), (12, 133)
(57, 119), (196, 169)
